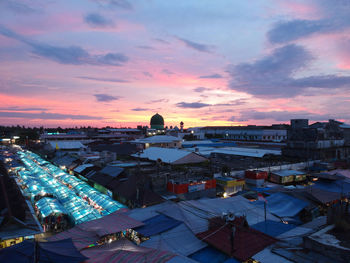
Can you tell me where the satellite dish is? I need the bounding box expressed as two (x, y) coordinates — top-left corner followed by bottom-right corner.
(227, 212), (235, 221)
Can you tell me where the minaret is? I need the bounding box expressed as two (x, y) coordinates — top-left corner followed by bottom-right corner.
(180, 121), (184, 132)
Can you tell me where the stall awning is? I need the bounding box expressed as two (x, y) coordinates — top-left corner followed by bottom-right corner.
(134, 214), (182, 237)
(48, 227), (100, 250)
(263, 192), (308, 218)
(141, 223), (207, 256)
(35, 197), (68, 218)
(0, 238), (87, 263)
(82, 238), (175, 263)
(78, 212), (142, 237)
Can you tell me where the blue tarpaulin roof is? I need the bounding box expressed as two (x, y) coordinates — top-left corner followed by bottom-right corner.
(256, 192), (308, 218)
(190, 247), (238, 263)
(135, 214), (182, 237)
(251, 220), (296, 237)
(0, 238), (87, 263)
(314, 180), (350, 195)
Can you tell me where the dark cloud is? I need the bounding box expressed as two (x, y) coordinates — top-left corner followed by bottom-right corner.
(84, 13), (114, 27)
(0, 111), (102, 120)
(193, 87), (211, 92)
(233, 110), (343, 122)
(0, 0), (38, 14)
(176, 102), (211, 108)
(92, 0), (133, 10)
(146, 99), (169, 104)
(177, 37), (213, 53)
(162, 69), (174, 75)
(199, 73), (223, 79)
(0, 106), (48, 111)
(94, 93), (121, 102)
(131, 108), (150, 111)
(268, 19), (329, 44)
(267, 1), (350, 43)
(228, 44), (350, 98)
(97, 53), (128, 65)
(77, 76), (129, 83)
(0, 25), (128, 66)
(215, 99), (247, 107)
(137, 45), (155, 50)
(153, 38), (170, 45)
(143, 72), (153, 78)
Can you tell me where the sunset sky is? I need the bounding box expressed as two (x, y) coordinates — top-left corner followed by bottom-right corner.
(1, 0), (350, 128)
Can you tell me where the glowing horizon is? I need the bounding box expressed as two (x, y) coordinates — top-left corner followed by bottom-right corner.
(1, 0), (350, 128)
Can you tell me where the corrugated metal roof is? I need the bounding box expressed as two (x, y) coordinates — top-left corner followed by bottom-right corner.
(196, 217), (277, 261)
(132, 147), (193, 163)
(133, 135), (181, 144)
(213, 147), (281, 158)
(141, 223), (207, 256)
(272, 170), (305, 177)
(186, 146), (281, 158)
(82, 238), (175, 263)
(262, 192), (308, 218)
(48, 141), (86, 150)
(74, 164), (94, 173)
(134, 214), (182, 237)
(99, 165), (124, 177)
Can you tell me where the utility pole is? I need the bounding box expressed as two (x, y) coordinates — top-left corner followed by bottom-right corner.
(34, 239), (39, 263)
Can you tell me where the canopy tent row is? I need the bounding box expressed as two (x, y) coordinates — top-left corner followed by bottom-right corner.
(16, 150), (125, 225)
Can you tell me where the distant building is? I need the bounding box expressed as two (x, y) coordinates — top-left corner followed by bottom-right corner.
(40, 128), (142, 144)
(132, 147), (208, 164)
(131, 135), (182, 149)
(269, 169), (307, 184)
(283, 119), (350, 160)
(45, 141), (87, 152)
(190, 125), (288, 142)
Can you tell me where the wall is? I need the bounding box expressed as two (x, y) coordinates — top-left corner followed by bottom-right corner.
(230, 160), (319, 177)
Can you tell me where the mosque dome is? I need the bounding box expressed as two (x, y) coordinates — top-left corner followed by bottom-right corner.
(150, 113), (164, 129)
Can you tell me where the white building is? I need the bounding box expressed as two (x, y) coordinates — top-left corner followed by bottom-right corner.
(131, 135), (182, 149)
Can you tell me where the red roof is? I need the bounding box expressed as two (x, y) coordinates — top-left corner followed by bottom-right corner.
(196, 216), (277, 261)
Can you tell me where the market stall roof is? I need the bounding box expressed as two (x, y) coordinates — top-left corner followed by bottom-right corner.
(196, 217), (277, 262)
(0, 238), (87, 263)
(190, 247), (239, 263)
(16, 150), (125, 225)
(49, 141), (86, 150)
(271, 169), (306, 177)
(260, 192), (308, 218)
(306, 187), (342, 204)
(314, 180), (350, 195)
(313, 172), (345, 181)
(81, 238), (175, 263)
(126, 202), (172, 221)
(35, 197), (68, 218)
(74, 164), (95, 174)
(141, 223), (207, 256)
(132, 147), (207, 164)
(134, 214), (181, 237)
(48, 226), (100, 250)
(48, 210), (141, 250)
(251, 220), (296, 237)
(78, 211), (142, 237)
(158, 196), (279, 234)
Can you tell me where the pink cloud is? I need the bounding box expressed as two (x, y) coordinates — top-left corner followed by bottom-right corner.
(278, 1), (322, 19)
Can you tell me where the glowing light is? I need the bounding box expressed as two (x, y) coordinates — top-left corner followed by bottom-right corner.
(223, 192), (228, 198)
